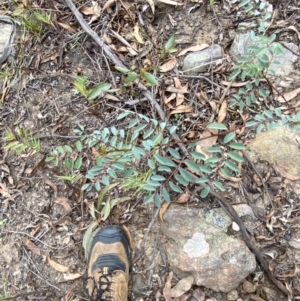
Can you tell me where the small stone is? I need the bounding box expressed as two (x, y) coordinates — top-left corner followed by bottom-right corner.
(242, 280), (257, 293)
(232, 222), (240, 231)
(182, 45), (223, 74)
(227, 289), (239, 300)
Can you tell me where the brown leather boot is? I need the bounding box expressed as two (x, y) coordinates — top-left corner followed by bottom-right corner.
(85, 225), (131, 301)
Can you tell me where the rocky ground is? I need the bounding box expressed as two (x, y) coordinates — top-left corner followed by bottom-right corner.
(1, 0), (300, 301)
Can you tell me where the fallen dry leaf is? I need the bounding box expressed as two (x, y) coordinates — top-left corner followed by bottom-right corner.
(177, 44), (209, 57)
(221, 80), (249, 87)
(104, 94), (121, 101)
(170, 105), (193, 115)
(217, 101), (227, 123)
(276, 87), (300, 103)
(79, 1), (101, 23)
(103, 0), (116, 11)
(23, 238), (41, 256)
(57, 22), (76, 33)
(287, 25), (300, 40)
(192, 288), (206, 301)
(170, 275), (194, 297)
(157, 0), (183, 5)
(218, 170), (242, 183)
(160, 56), (177, 72)
(47, 256), (69, 273)
(41, 174), (57, 193)
(63, 272), (83, 281)
(163, 271), (173, 301)
(134, 24), (144, 44)
(145, 0), (155, 14)
(41, 53), (59, 64)
(159, 202), (170, 221)
(175, 189), (190, 204)
(54, 197), (72, 214)
(197, 130), (218, 152)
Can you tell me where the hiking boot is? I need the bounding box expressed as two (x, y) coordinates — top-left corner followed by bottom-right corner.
(85, 225), (131, 301)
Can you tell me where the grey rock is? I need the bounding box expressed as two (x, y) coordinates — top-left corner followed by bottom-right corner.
(246, 127), (300, 179)
(182, 45), (223, 74)
(230, 33), (300, 77)
(161, 204), (256, 292)
(0, 16), (16, 64)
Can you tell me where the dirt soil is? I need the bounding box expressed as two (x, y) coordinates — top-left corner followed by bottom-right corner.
(1, 0), (300, 300)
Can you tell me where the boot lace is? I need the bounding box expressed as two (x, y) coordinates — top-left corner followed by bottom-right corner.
(84, 270), (114, 301)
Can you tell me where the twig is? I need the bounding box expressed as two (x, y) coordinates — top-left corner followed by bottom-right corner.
(178, 74), (224, 89)
(242, 150), (270, 204)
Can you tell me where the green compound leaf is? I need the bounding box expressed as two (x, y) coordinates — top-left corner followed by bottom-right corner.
(162, 187), (171, 203)
(175, 174), (189, 186)
(200, 186), (210, 198)
(142, 140), (154, 151)
(207, 122), (227, 130)
(224, 160), (239, 172)
(228, 69), (241, 81)
(75, 157), (83, 169)
(132, 146), (146, 160)
(245, 120), (258, 127)
(228, 151), (244, 163)
(205, 157), (220, 165)
(220, 168), (233, 177)
(82, 183), (91, 191)
(223, 132), (236, 144)
(151, 175), (166, 181)
(128, 119), (139, 128)
(154, 154), (176, 167)
(199, 165), (212, 174)
(108, 169), (118, 179)
(102, 175), (110, 186)
(117, 110), (131, 120)
(144, 194), (155, 204)
(207, 146), (222, 153)
(185, 160), (201, 172)
(213, 181), (226, 191)
(191, 151), (206, 160)
(169, 126), (177, 134)
(65, 145), (73, 153)
(95, 181), (101, 191)
(179, 168), (194, 182)
(228, 142), (245, 150)
(143, 128), (155, 139)
(112, 163), (125, 171)
(124, 167), (135, 178)
(76, 140), (83, 152)
(134, 123), (148, 132)
(143, 185), (156, 191)
(158, 165), (172, 172)
(169, 181), (183, 193)
(147, 180), (161, 187)
(168, 148), (181, 159)
(148, 159), (155, 169)
(194, 177), (209, 183)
